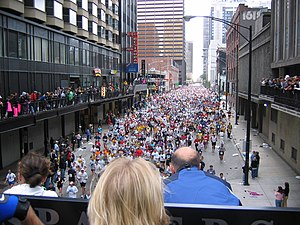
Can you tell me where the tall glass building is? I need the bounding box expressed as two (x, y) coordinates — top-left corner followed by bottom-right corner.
(137, 0), (186, 84)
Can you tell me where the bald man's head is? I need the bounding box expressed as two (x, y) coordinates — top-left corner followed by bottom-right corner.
(171, 147), (201, 172)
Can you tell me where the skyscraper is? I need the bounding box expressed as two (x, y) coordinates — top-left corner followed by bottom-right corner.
(203, 0), (271, 85)
(137, 0), (185, 84)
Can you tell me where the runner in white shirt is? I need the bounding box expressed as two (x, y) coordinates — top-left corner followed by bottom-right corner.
(66, 181), (78, 198)
(5, 170), (16, 187)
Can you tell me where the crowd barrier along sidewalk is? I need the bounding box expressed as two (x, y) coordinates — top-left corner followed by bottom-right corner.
(3, 196), (300, 225)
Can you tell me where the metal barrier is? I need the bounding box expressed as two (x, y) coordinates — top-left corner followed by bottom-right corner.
(0, 90), (133, 121)
(3, 196), (300, 225)
(260, 86), (300, 110)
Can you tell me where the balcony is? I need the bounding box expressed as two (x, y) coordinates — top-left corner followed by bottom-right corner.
(260, 86), (300, 111)
(0, 91), (133, 133)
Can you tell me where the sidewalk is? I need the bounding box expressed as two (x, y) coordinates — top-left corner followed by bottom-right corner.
(230, 114), (300, 207)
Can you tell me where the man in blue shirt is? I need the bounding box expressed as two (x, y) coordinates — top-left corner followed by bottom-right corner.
(164, 147), (241, 206)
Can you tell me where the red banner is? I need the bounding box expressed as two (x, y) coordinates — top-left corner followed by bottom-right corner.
(127, 32), (138, 63)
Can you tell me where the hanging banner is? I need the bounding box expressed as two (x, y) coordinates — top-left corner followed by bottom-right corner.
(127, 32), (138, 63)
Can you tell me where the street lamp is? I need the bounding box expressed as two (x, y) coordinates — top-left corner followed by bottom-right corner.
(184, 15), (252, 186)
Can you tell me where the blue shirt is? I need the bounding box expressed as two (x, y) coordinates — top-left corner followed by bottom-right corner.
(164, 167), (241, 206)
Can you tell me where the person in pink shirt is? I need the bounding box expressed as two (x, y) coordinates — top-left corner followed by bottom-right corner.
(274, 186), (284, 207)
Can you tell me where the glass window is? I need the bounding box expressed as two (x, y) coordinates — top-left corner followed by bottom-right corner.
(70, 9), (76, 25)
(34, 0), (45, 12)
(82, 0), (88, 11)
(92, 3), (97, 17)
(3, 30), (7, 57)
(60, 43), (65, 64)
(34, 37), (42, 61)
(18, 33), (27, 59)
(106, 30), (112, 41)
(98, 26), (106, 38)
(82, 49), (86, 65)
(54, 1), (63, 19)
(101, 9), (105, 22)
(92, 22), (97, 35)
(86, 50), (90, 66)
(69, 46), (74, 65)
(27, 35), (33, 60)
(75, 47), (79, 65)
(8, 31), (18, 58)
(107, 0), (112, 10)
(54, 42), (60, 63)
(41, 39), (48, 62)
(0, 29), (2, 57)
(82, 16), (88, 31)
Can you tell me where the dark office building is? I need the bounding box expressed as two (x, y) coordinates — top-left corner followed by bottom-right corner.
(0, 0), (136, 168)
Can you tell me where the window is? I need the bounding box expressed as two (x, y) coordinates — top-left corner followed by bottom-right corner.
(107, 0), (112, 10)
(82, 49), (86, 65)
(271, 108), (278, 123)
(81, 0), (88, 11)
(70, 9), (76, 25)
(54, 42), (60, 63)
(99, 26), (106, 38)
(89, 2), (97, 16)
(106, 30), (112, 42)
(280, 139), (285, 152)
(8, 30), (18, 58)
(291, 147), (297, 161)
(86, 50), (90, 66)
(35, 0), (45, 12)
(54, 1), (63, 19)
(271, 133), (275, 144)
(42, 39), (48, 62)
(60, 43), (65, 64)
(0, 29), (2, 57)
(69, 46), (75, 65)
(18, 33), (27, 59)
(34, 37), (42, 61)
(92, 22), (97, 35)
(75, 47), (79, 65)
(100, 9), (105, 22)
(82, 16), (88, 31)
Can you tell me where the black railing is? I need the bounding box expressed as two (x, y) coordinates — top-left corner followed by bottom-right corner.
(260, 86), (300, 110)
(0, 90), (133, 121)
(3, 196), (300, 225)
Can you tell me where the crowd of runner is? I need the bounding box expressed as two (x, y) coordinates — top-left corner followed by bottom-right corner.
(5, 85), (234, 198)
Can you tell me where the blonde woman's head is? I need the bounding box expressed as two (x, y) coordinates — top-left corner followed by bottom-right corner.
(87, 157), (169, 225)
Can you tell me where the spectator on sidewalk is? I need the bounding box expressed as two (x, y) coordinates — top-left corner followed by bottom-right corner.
(274, 186), (284, 207)
(164, 147), (241, 206)
(282, 182), (290, 207)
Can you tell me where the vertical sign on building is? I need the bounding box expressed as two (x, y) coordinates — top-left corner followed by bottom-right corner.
(141, 60), (145, 76)
(127, 32), (138, 63)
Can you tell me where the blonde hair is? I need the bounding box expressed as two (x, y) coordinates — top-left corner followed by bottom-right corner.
(87, 157), (169, 225)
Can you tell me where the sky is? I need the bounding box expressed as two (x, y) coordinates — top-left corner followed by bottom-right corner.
(184, 0), (211, 80)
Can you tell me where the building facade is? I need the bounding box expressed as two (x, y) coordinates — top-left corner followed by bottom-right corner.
(238, 0), (300, 173)
(0, 0), (136, 169)
(137, 0), (185, 85)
